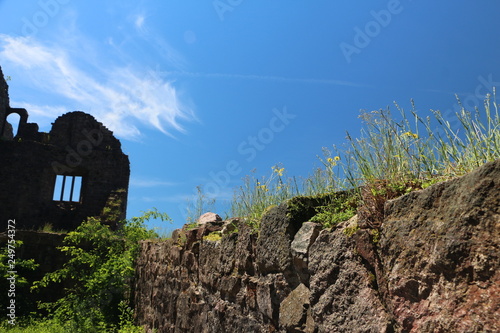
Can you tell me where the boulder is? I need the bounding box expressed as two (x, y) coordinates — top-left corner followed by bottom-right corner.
(197, 212), (222, 225)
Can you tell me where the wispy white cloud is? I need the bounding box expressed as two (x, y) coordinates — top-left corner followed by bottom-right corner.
(121, 8), (186, 71)
(134, 25), (187, 71)
(10, 102), (68, 130)
(0, 34), (194, 140)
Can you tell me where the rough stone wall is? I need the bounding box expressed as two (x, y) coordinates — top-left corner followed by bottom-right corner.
(134, 159), (500, 333)
(0, 66), (9, 138)
(0, 67), (129, 231)
(378, 160), (500, 332)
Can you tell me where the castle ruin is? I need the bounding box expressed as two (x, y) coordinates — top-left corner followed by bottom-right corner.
(0, 66), (129, 231)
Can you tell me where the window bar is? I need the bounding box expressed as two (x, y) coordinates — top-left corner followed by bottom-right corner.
(69, 176), (76, 202)
(77, 177), (82, 202)
(60, 175), (66, 201)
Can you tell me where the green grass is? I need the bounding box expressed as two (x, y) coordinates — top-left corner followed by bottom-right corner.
(230, 165), (301, 229)
(342, 92), (499, 226)
(344, 92), (500, 187)
(185, 186), (216, 224)
(1, 318), (71, 333)
(190, 91), (500, 229)
(1, 318), (144, 332)
(38, 223), (67, 234)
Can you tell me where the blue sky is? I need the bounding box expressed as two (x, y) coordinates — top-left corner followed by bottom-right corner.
(1, 1), (499, 232)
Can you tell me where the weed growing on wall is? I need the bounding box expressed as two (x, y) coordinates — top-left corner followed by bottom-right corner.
(192, 92), (500, 229)
(310, 193), (358, 228)
(230, 165), (303, 229)
(186, 186), (216, 224)
(343, 91), (499, 225)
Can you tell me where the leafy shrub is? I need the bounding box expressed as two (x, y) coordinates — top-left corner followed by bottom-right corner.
(0, 241), (39, 321)
(29, 209), (170, 332)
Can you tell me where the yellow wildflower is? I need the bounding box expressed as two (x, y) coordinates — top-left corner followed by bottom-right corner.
(273, 166), (285, 176)
(326, 157), (337, 166)
(402, 131), (418, 139)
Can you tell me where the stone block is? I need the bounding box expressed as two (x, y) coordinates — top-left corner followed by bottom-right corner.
(198, 212), (222, 225)
(279, 283), (312, 332)
(291, 222), (321, 283)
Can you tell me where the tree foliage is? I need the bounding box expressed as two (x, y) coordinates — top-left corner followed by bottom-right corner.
(30, 209), (170, 332)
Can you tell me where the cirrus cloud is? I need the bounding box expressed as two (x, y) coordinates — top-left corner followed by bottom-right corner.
(0, 33), (195, 140)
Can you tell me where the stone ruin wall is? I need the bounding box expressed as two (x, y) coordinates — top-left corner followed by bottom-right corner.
(0, 66), (130, 231)
(134, 159), (500, 333)
(0, 66), (9, 138)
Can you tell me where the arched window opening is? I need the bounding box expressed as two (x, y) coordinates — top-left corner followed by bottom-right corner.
(6, 113), (21, 137)
(53, 175), (83, 202)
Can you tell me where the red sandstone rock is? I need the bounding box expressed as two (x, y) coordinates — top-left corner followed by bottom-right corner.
(197, 212), (222, 225)
(134, 160), (500, 332)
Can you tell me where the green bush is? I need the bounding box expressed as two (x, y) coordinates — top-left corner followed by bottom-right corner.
(0, 241), (39, 321)
(24, 208), (170, 332)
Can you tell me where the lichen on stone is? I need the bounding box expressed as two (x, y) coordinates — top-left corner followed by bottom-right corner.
(203, 231), (222, 242)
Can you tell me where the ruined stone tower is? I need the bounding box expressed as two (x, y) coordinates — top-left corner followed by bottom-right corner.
(0, 66), (129, 231)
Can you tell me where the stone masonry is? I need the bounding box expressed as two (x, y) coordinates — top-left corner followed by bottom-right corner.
(134, 159), (500, 332)
(0, 65), (129, 231)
